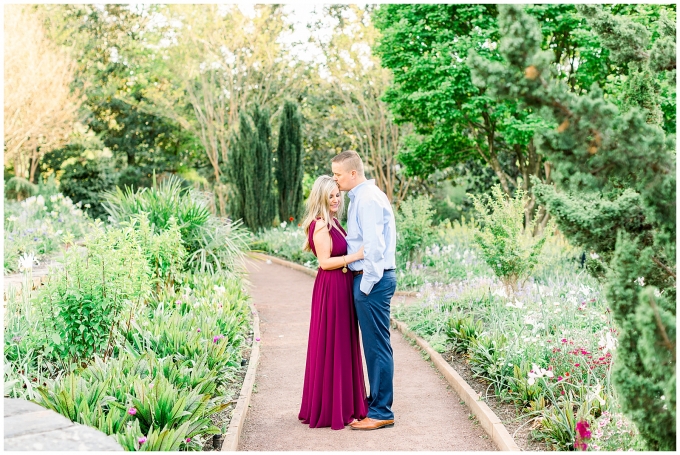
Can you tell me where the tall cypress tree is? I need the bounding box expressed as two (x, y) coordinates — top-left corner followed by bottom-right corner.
(228, 104), (276, 230)
(275, 100), (304, 223)
(469, 5), (675, 450)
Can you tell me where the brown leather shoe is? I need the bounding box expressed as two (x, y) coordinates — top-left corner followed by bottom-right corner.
(349, 417), (394, 430)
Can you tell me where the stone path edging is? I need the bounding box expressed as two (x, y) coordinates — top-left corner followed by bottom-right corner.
(221, 302), (261, 452)
(251, 252), (418, 297)
(391, 319), (520, 451)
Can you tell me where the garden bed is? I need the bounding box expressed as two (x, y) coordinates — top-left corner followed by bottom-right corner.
(4, 185), (255, 451)
(443, 349), (545, 451)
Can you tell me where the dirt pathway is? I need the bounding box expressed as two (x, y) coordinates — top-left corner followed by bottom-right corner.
(238, 258), (497, 451)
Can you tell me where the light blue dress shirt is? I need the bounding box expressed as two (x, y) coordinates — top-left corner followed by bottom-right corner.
(345, 179), (397, 295)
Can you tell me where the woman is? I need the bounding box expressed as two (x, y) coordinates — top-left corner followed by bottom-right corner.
(298, 175), (368, 430)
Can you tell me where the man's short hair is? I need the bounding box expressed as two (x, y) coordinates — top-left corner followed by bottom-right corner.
(331, 150), (364, 175)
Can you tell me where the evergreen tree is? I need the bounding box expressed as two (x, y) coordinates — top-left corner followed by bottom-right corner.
(469, 5), (675, 450)
(275, 100), (304, 223)
(228, 105), (276, 230)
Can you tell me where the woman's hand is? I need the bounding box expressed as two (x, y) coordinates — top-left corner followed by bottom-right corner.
(353, 245), (364, 262)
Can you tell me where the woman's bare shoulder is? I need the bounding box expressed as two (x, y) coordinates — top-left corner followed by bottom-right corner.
(313, 218), (327, 232)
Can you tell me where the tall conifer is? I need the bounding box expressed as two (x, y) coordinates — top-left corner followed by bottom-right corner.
(469, 5), (675, 450)
(228, 105), (276, 230)
(275, 100), (304, 223)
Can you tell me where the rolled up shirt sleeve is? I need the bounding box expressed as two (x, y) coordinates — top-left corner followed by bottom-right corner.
(359, 199), (386, 295)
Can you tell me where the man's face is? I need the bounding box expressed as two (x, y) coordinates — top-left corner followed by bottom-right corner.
(332, 162), (354, 192)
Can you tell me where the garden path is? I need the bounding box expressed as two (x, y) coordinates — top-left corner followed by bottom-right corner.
(238, 258), (497, 451)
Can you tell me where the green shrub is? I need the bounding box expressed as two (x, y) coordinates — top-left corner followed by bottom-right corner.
(59, 157), (118, 220)
(395, 195), (437, 264)
(103, 175), (250, 275)
(36, 222), (151, 366)
(125, 214), (186, 293)
(469, 185), (553, 292)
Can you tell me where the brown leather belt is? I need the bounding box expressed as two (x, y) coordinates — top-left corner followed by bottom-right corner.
(352, 269), (395, 277)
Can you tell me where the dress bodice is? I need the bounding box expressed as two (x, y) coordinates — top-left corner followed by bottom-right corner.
(308, 218), (348, 259)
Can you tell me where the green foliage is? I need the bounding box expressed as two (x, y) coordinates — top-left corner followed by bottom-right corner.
(59, 155), (118, 220)
(227, 104), (277, 230)
(4, 176), (37, 200)
(469, 185), (552, 291)
(102, 175), (250, 275)
(445, 315), (483, 354)
(36, 222), (151, 366)
(468, 5), (675, 449)
(275, 100), (304, 223)
(125, 214), (187, 293)
(395, 195), (437, 264)
(41, 5), (196, 185)
(19, 258), (252, 449)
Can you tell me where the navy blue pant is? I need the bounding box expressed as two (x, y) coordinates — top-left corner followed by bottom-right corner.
(353, 270), (397, 420)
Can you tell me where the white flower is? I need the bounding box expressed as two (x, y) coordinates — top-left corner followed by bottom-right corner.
(598, 331), (618, 354)
(634, 276), (645, 286)
(280, 221), (287, 228)
(36, 195), (45, 206)
(84, 203), (91, 208)
(586, 382), (606, 406)
(492, 287), (508, 298)
(18, 253), (39, 272)
(266, 259), (272, 265)
(527, 363), (553, 385)
(654, 288), (663, 298)
(55, 230), (63, 236)
(506, 299), (524, 309)
(590, 252), (600, 260)
(7, 215), (17, 222)
(213, 285), (226, 295)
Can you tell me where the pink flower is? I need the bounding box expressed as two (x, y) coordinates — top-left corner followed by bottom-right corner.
(255, 337), (260, 341)
(186, 438), (191, 443)
(213, 335), (224, 343)
(175, 300), (181, 305)
(575, 420), (591, 451)
(138, 437), (147, 445)
(197, 328), (201, 333)
(574, 363), (580, 367)
(557, 376), (563, 381)
(128, 407), (137, 416)
(561, 338), (568, 343)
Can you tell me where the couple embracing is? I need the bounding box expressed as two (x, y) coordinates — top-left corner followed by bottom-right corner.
(298, 150), (397, 431)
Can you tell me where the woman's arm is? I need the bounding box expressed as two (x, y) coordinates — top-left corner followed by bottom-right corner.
(313, 220), (364, 271)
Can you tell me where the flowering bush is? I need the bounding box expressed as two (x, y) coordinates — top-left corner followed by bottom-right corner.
(4, 193), (90, 273)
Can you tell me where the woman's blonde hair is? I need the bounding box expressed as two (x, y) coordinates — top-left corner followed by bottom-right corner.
(301, 175), (344, 251)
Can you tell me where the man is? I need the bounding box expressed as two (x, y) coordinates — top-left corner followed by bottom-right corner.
(331, 150), (397, 431)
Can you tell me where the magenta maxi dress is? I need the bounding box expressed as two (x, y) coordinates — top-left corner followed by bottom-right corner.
(298, 219), (368, 430)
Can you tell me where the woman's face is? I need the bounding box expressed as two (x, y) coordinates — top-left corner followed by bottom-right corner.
(328, 185), (341, 213)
